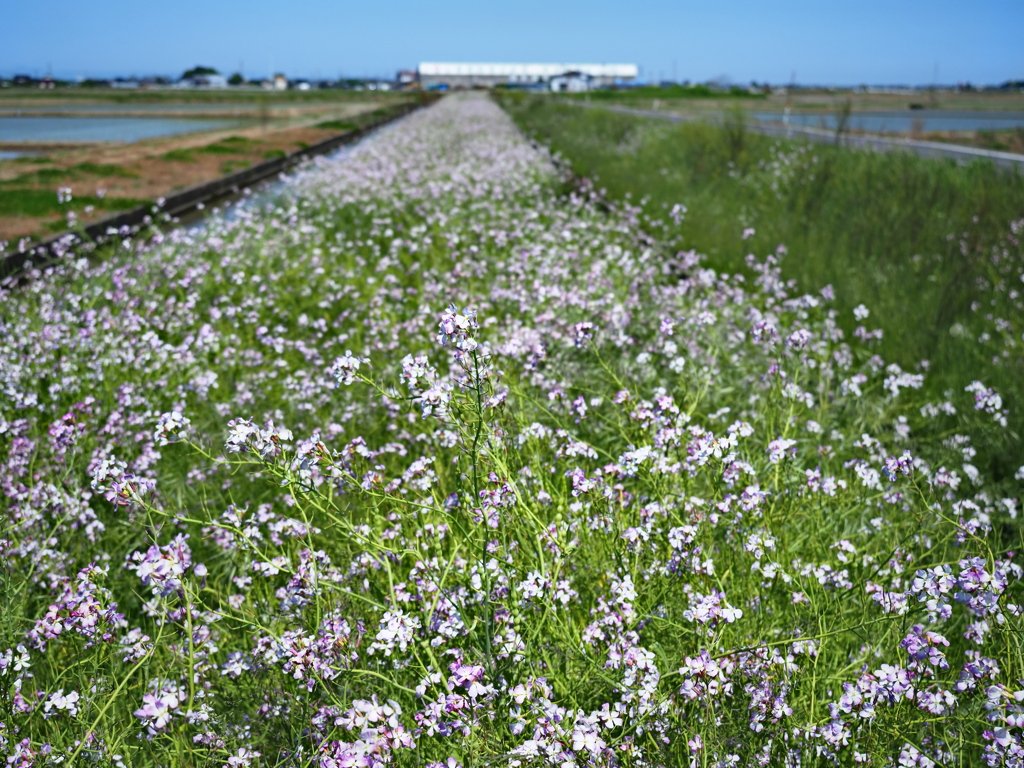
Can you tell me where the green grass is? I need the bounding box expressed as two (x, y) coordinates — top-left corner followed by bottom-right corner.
(161, 148), (196, 162)
(13, 167), (68, 183)
(0, 89), (407, 105)
(1, 92), (1022, 768)
(261, 148), (287, 160)
(499, 95), (1024, 477)
(220, 159), (251, 174)
(0, 188), (143, 217)
(217, 135), (257, 146)
(2, 162), (138, 185)
(971, 127), (1024, 151)
(315, 119), (358, 131)
(568, 84), (766, 100)
(70, 162), (137, 177)
(197, 144), (242, 155)
(198, 136), (259, 155)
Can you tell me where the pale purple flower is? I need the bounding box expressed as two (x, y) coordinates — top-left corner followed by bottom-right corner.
(438, 303), (479, 350)
(331, 350), (370, 386)
(767, 438), (797, 464)
(43, 688), (80, 718)
(227, 748), (261, 767)
(154, 410), (190, 446)
(573, 321), (596, 347)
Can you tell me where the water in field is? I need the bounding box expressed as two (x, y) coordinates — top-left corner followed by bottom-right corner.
(185, 111), (398, 231)
(753, 110), (1024, 134)
(0, 150), (29, 159)
(0, 116), (236, 143)
(0, 103), (261, 115)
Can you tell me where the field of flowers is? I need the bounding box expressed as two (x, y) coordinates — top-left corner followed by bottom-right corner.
(498, 95), (1024, 479)
(1, 93), (1023, 767)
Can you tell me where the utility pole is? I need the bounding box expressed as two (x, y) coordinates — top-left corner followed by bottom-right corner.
(784, 70), (796, 134)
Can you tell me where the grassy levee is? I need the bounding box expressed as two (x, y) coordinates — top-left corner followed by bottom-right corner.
(499, 94), (1024, 479)
(4, 91), (1024, 768)
(0, 97), (425, 243)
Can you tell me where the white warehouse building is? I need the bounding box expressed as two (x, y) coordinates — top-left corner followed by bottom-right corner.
(417, 62), (638, 89)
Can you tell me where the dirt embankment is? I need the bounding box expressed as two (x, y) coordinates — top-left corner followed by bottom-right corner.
(0, 101), (387, 244)
(922, 128), (1024, 154)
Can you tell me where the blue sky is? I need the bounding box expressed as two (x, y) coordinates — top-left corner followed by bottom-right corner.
(2, 0), (1021, 85)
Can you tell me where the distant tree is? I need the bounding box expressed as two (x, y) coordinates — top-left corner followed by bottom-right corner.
(228, 73), (245, 86)
(182, 66), (219, 79)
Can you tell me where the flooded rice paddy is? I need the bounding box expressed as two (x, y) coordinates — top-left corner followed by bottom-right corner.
(0, 116), (238, 143)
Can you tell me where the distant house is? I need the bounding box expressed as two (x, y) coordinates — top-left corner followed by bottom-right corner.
(11, 74), (57, 89)
(549, 71), (592, 93)
(397, 69), (417, 85)
(179, 73), (228, 88)
(273, 74), (288, 91)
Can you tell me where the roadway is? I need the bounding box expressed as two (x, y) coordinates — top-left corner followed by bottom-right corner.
(575, 103), (1024, 172)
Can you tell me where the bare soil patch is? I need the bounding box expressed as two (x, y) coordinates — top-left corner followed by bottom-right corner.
(0, 101), (389, 244)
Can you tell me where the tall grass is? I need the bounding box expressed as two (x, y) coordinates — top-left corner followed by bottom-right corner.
(0, 93), (1023, 768)
(500, 95), (1024, 477)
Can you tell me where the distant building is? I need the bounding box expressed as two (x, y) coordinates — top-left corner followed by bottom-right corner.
(417, 62), (637, 89)
(179, 73), (228, 88)
(549, 71), (592, 93)
(10, 75), (57, 89)
(273, 74), (288, 91)
(397, 69), (417, 85)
